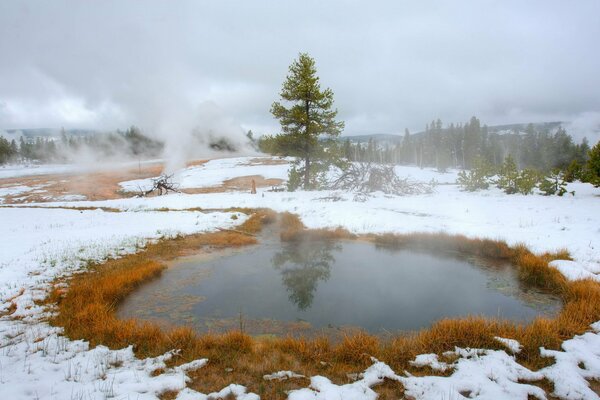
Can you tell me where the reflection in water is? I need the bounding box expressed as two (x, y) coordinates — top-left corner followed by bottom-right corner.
(272, 241), (338, 310)
(118, 240), (562, 335)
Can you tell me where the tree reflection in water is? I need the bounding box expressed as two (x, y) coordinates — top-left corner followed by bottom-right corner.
(271, 241), (339, 310)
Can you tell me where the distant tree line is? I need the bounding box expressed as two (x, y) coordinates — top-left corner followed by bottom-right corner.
(335, 117), (591, 174)
(0, 126), (163, 164)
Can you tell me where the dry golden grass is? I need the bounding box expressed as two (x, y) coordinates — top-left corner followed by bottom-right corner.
(43, 212), (600, 399)
(279, 212), (306, 241)
(48, 228), (259, 361)
(278, 212), (354, 242)
(239, 209), (278, 234)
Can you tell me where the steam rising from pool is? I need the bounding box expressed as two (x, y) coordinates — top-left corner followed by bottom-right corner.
(118, 239), (561, 337)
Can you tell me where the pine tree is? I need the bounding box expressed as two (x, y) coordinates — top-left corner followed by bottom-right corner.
(271, 53), (344, 190)
(0, 137), (11, 164)
(497, 155), (519, 194)
(587, 141), (600, 187)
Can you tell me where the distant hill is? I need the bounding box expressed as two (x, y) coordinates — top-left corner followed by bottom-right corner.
(2, 128), (99, 138)
(486, 121), (563, 135)
(341, 133), (404, 143)
(342, 121), (566, 144)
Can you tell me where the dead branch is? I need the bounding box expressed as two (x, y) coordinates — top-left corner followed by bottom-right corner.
(330, 163), (433, 195)
(136, 174), (180, 197)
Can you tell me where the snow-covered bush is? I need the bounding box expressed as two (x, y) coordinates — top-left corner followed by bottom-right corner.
(330, 163), (433, 195)
(457, 157), (494, 191)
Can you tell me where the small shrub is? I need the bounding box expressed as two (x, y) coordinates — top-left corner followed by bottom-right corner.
(494, 156), (546, 195)
(586, 141), (600, 187)
(286, 166), (303, 192)
(539, 170), (567, 196)
(496, 155), (519, 194)
(515, 168), (540, 195)
(457, 157), (494, 191)
(564, 160), (582, 182)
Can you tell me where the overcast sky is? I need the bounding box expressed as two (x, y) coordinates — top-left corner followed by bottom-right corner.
(1, 1), (599, 141)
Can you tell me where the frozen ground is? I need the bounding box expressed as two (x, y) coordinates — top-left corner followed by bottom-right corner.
(1, 156), (600, 399)
(0, 158), (163, 179)
(119, 156), (290, 192)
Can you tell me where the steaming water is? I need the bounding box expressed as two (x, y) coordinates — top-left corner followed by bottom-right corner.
(118, 240), (561, 336)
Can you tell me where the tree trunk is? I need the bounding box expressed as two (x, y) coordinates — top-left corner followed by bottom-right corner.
(304, 98), (311, 190)
(304, 155), (310, 189)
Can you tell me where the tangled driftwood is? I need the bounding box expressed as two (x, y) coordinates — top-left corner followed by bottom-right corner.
(331, 163), (433, 195)
(136, 174), (180, 197)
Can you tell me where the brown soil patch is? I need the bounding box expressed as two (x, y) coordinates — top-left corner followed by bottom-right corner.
(183, 175), (284, 195)
(590, 379), (600, 396)
(0, 159), (214, 203)
(0, 163), (163, 203)
(0, 159), (282, 202)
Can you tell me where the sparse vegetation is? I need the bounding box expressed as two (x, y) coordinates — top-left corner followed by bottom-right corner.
(456, 157), (494, 191)
(586, 140), (600, 187)
(331, 162), (434, 195)
(457, 154), (576, 196)
(341, 119), (592, 174)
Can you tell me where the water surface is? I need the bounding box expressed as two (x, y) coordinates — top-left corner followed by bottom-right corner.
(118, 239), (561, 336)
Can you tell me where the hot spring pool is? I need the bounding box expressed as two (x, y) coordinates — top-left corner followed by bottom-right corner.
(117, 239), (561, 336)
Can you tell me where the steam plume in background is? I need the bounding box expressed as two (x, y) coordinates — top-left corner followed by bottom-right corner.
(139, 101), (255, 173)
(564, 112), (600, 143)
(1, 0), (600, 165)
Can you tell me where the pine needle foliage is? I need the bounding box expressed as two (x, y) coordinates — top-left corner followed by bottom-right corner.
(270, 53), (345, 190)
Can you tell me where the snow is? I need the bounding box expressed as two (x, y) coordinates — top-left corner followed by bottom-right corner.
(0, 207), (246, 399)
(288, 354), (547, 400)
(0, 159), (163, 179)
(410, 353), (451, 371)
(399, 349), (547, 400)
(38, 168), (600, 272)
(176, 384), (260, 400)
(120, 156), (290, 192)
(1, 155), (600, 399)
(495, 337), (523, 354)
(263, 371), (306, 381)
(0, 163), (80, 179)
(0, 184), (33, 202)
(540, 321), (600, 399)
(550, 260), (600, 282)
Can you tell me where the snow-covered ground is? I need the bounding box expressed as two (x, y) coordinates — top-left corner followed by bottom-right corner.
(1, 156), (600, 399)
(0, 158), (163, 179)
(0, 184), (35, 202)
(119, 156), (290, 192)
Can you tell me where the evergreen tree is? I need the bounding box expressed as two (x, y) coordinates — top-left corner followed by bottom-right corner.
(401, 128), (412, 164)
(271, 53), (344, 190)
(497, 155), (519, 194)
(587, 141), (600, 187)
(463, 116), (481, 168)
(0, 137), (12, 164)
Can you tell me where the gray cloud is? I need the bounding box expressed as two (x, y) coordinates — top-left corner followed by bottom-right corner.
(1, 0), (599, 143)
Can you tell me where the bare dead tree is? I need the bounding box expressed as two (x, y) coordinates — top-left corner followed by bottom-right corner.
(330, 163), (433, 195)
(136, 174), (180, 197)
